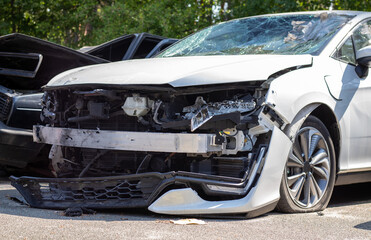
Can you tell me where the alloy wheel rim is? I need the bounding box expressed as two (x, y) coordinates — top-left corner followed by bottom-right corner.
(285, 126), (331, 208)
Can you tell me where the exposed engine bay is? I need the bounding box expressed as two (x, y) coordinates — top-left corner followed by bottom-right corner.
(11, 82), (287, 210)
(38, 83), (282, 179)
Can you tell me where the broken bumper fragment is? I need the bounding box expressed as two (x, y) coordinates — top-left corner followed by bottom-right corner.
(149, 126), (291, 216)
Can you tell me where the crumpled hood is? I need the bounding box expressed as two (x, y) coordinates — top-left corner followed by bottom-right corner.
(46, 55), (313, 88)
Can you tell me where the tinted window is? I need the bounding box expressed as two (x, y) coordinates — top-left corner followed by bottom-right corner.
(353, 20), (371, 51)
(333, 19), (371, 65)
(334, 37), (356, 64)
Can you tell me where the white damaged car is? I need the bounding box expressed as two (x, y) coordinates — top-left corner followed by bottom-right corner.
(11, 10), (371, 217)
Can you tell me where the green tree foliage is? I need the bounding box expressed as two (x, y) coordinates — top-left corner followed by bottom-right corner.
(88, 0), (205, 44)
(0, 0), (112, 47)
(1, 0), (370, 48)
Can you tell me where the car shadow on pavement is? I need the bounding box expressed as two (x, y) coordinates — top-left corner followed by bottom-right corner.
(354, 221), (371, 231)
(328, 182), (371, 208)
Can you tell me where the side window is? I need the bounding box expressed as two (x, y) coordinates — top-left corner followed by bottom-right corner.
(334, 20), (371, 65)
(353, 20), (371, 51)
(334, 37), (356, 64)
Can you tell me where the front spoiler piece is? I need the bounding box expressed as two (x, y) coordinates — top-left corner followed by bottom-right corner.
(10, 173), (166, 209)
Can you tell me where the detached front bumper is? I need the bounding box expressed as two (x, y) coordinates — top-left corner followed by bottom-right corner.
(13, 126), (291, 216)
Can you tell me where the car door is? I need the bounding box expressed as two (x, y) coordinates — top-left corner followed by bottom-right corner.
(332, 19), (371, 171)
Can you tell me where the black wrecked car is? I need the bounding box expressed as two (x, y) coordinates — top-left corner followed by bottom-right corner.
(0, 33), (176, 172)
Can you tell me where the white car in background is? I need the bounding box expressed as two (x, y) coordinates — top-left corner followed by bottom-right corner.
(11, 10), (371, 217)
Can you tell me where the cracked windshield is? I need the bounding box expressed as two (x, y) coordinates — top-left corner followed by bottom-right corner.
(158, 13), (354, 57)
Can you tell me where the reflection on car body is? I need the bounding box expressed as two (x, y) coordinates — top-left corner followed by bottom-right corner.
(11, 11), (371, 218)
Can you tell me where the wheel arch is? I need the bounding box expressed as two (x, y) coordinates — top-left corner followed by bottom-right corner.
(283, 103), (341, 172)
(277, 104), (339, 212)
(310, 104), (341, 172)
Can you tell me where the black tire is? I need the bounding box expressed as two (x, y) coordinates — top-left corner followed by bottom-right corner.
(276, 115), (336, 213)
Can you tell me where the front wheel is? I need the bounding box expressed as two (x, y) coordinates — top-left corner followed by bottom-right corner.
(276, 115), (336, 213)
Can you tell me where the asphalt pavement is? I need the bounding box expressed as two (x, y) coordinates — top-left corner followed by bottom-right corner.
(0, 178), (370, 240)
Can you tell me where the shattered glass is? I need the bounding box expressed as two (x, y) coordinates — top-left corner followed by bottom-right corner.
(158, 13), (354, 57)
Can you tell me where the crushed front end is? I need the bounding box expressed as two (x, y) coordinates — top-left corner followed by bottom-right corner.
(11, 82), (291, 215)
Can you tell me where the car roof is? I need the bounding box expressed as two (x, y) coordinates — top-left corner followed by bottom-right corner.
(251, 10), (369, 18)
(218, 10), (370, 25)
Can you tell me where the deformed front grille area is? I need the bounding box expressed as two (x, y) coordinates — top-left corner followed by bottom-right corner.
(10, 174), (164, 209)
(0, 92), (12, 121)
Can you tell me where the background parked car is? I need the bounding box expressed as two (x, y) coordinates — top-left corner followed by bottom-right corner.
(0, 33), (177, 173)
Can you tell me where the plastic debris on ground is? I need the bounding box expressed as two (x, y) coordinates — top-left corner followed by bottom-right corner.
(170, 219), (206, 225)
(64, 207), (96, 217)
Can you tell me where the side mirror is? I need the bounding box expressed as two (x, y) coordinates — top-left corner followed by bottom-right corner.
(355, 46), (371, 78)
